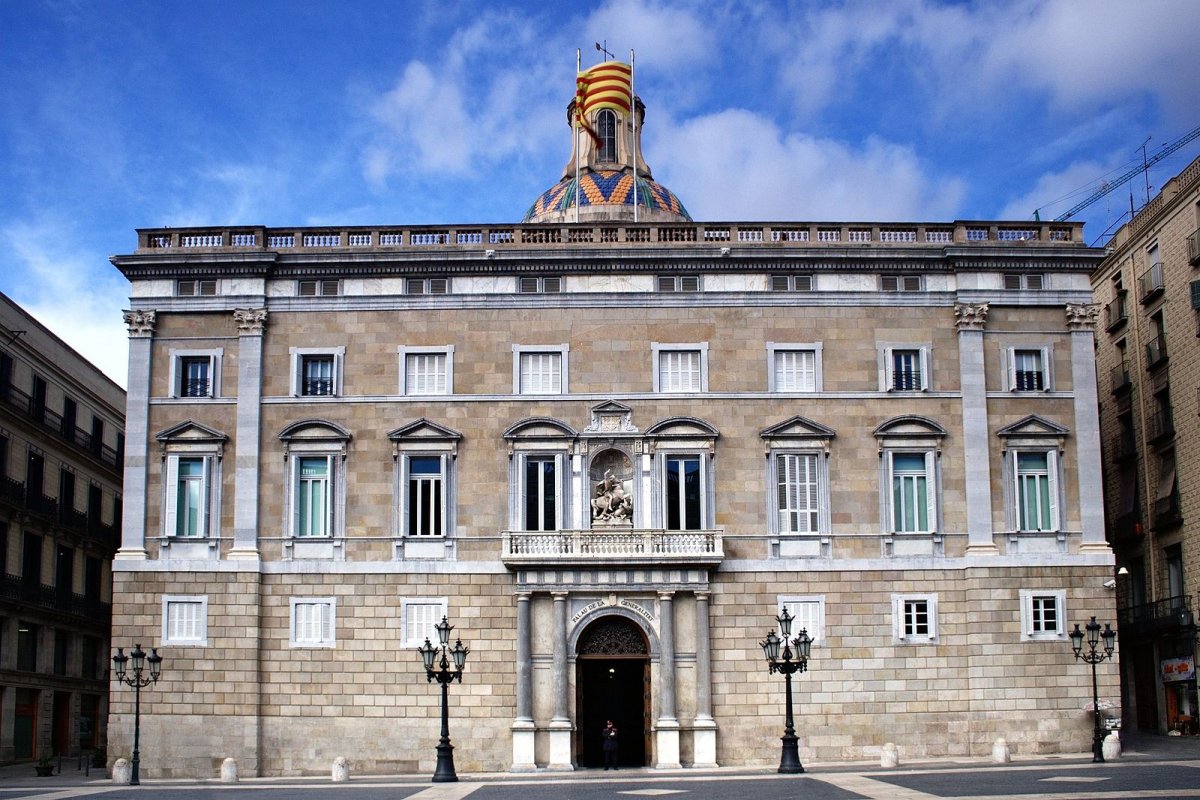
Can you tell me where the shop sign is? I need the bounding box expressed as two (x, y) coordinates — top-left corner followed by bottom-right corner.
(1161, 656), (1195, 683)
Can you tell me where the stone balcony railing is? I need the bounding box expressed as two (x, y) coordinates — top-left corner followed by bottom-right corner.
(501, 528), (723, 568)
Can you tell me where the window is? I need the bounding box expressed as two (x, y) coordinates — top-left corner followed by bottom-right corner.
(177, 279), (217, 296)
(402, 598), (448, 646)
(505, 418), (574, 533)
(169, 456), (208, 537)
(664, 455), (704, 530)
(1020, 589), (1066, 640)
(16, 622), (38, 670)
(161, 596), (208, 645)
(880, 345), (929, 392)
(761, 416), (835, 542)
(518, 276), (562, 294)
(523, 455), (561, 531)
(1011, 348), (1048, 391)
(881, 275), (923, 292)
(888, 452), (935, 533)
(514, 345), (568, 395)
(298, 279), (340, 297)
(169, 349), (221, 399)
(290, 598), (336, 647)
(400, 347), (453, 395)
(653, 343), (708, 393)
(1014, 451), (1059, 532)
(389, 420), (459, 548)
(1004, 273), (1045, 290)
(405, 456), (446, 537)
(893, 594), (938, 642)
(597, 109), (617, 162)
(768, 344), (821, 392)
(295, 456), (332, 538)
(289, 347), (344, 397)
(770, 274), (814, 292)
(279, 420), (350, 552)
(657, 275), (700, 292)
(406, 277), (449, 295)
(156, 421), (226, 543)
(53, 630), (69, 676)
(775, 453), (822, 534)
(778, 597), (825, 644)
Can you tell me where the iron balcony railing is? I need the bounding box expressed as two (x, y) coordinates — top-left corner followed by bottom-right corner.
(1110, 363), (1132, 393)
(0, 476), (118, 545)
(1118, 594), (1194, 634)
(1110, 431), (1137, 461)
(0, 384), (121, 470)
(1147, 407), (1175, 444)
(1139, 262), (1165, 302)
(502, 528), (724, 567)
(0, 573), (112, 623)
(302, 378), (335, 396)
(1104, 296), (1128, 331)
(1145, 334), (1168, 367)
(1188, 227), (1200, 265)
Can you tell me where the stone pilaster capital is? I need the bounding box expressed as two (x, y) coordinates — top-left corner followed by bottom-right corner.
(551, 591), (569, 600)
(954, 302), (989, 331)
(1065, 303), (1100, 331)
(234, 307), (268, 335)
(694, 591), (710, 602)
(658, 590), (676, 601)
(122, 309), (156, 338)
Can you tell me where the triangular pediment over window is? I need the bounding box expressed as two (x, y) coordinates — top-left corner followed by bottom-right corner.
(997, 415), (1070, 439)
(156, 420), (229, 445)
(387, 418), (461, 458)
(760, 416), (837, 441)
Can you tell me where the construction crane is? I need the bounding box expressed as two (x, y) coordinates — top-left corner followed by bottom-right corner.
(1047, 125), (1200, 221)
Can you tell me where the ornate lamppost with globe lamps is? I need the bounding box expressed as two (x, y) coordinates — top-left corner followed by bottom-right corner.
(417, 616), (469, 783)
(760, 608), (813, 774)
(1069, 616), (1116, 763)
(112, 644), (163, 786)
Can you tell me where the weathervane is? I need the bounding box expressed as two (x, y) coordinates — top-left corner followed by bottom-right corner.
(595, 40), (614, 61)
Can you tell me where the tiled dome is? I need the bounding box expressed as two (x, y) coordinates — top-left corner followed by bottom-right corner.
(523, 170), (691, 223)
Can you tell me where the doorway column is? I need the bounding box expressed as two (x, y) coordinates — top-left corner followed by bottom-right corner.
(548, 592), (573, 770)
(511, 592), (536, 771)
(655, 591), (681, 768)
(692, 591), (718, 767)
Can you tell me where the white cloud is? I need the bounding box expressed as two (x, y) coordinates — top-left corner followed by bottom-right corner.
(2, 220), (129, 388)
(998, 159), (1123, 222)
(651, 109), (964, 221)
(584, 0), (715, 70)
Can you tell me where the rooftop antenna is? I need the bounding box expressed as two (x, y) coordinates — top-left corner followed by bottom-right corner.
(595, 41), (613, 61)
(1139, 136), (1152, 207)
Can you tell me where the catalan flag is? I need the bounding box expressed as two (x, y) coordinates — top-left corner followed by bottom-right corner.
(575, 61), (632, 125)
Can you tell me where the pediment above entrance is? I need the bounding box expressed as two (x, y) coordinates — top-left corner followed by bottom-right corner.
(583, 400), (638, 435)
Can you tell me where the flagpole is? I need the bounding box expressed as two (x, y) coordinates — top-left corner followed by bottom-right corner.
(631, 50), (638, 223)
(575, 48), (582, 224)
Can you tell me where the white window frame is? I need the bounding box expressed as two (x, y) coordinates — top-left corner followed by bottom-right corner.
(399, 346), (454, 396)
(289, 597), (337, 648)
(168, 348), (222, 399)
(1019, 589), (1066, 641)
(161, 595), (208, 646)
(778, 596), (826, 645)
(518, 452), (566, 531)
(1006, 345), (1052, 392)
(771, 451), (827, 535)
(892, 594), (938, 643)
(289, 347), (344, 398)
(163, 454), (217, 539)
(513, 344), (569, 395)
(652, 343), (709, 393)
(291, 454), (334, 538)
(767, 343), (823, 392)
(885, 450), (937, 534)
(1010, 448), (1061, 533)
(401, 453), (450, 537)
(401, 598), (448, 647)
(880, 345), (930, 392)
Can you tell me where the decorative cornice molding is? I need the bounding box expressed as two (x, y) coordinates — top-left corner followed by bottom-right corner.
(233, 307), (268, 334)
(1064, 303), (1100, 331)
(954, 302), (989, 331)
(123, 309), (156, 337)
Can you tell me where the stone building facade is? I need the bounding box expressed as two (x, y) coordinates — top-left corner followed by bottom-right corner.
(108, 68), (1117, 777)
(1092, 154), (1200, 734)
(0, 291), (122, 762)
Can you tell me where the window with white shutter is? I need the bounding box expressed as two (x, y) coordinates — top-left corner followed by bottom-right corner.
(779, 597), (825, 644)
(162, 596), (208, 645)
(403, 599), (448, 646)
(290, 598), (336, 647)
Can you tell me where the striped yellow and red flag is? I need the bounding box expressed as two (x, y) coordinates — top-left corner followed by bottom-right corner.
(575, 61), (632, 126)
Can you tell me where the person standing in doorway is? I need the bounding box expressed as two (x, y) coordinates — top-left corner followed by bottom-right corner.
(602, 720), (619, 770)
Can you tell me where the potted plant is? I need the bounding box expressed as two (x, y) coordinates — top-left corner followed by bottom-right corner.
(34, 753), (55, 777)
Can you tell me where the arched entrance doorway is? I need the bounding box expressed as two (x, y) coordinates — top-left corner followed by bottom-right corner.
(575, 615), (650, 768)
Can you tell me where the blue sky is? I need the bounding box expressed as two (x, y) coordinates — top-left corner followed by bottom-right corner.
(2, 0), (1199, 388)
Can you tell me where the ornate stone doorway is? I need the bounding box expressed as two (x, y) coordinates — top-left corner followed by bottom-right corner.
(575, 615), (650, 768)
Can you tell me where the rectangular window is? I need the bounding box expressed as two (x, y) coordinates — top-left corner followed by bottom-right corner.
(301, 355), (335, 396)
(53, 630), (69, 676)
(179, 356), (211, 398)
(770, 274), (814, 292)
(657, 275), (700, 292)
(779, 597), (825, 644)
(518, 276), (562, 293)
(1004, 273), (1045, 290)
(406, 277), (449, 294)
(518, 352), (563, 394)
(405, 352), (449, 395)
(177, 279), (217, 296)
(881, 275), (923, 292)
(523, 456), (559, 531)
(893, 595), (938, 642)
(890, 452), (933, 533)
(891, 349), (923, 391)
(1012, 349), (1046, 391)
(664, 455), (703, 530)
(16, 622), (38, 671)
(295, 456), (331, 538)
(658, 350), (702, 392)
(1020, 589), (1066, 640)
(290, 598), (336, 647)
(172, 456), (207, 538)
(162, 596), (208, 645)
(777, 453), (820, 534)
(403, 599), (448, 646)
(773, 350), (817, 392)
(1015, 451), (1058, 531)
(298, 279), (340, 297)
(407, 456), (445, 537)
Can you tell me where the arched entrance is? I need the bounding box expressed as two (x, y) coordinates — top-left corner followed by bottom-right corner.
(575, 615), (650, 768)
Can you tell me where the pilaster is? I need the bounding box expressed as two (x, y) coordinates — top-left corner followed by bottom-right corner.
(1066, 304), (1111, 553)
(117, 310), (155, 560)
(230, 308), (266, 560)
(955, 303), (998, 555)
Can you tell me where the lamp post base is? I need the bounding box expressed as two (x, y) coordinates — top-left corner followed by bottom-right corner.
(1092, 731), (1105, 764)
(433, 742), (458, 783)
(778, 733), (805, 774)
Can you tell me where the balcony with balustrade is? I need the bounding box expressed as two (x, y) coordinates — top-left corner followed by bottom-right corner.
(501, 528), (723, 569)
(1118, 594), (1194, 640)
(1139, 262), (1165, 303)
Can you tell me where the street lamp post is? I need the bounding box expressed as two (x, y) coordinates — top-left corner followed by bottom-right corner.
(418, 615), (469, 783)
(760, 608), (812, 774)
(1070, 616), (1116, 763)
(112, 644), (163, 786)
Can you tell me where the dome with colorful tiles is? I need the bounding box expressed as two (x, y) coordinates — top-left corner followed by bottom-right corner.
(522, 170), (691, 224)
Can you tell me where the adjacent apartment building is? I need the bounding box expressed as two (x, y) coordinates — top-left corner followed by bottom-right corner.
(1093, 154), (1200, 735)
(0, 292), (123, 762)
(108, 64), (1117, 777)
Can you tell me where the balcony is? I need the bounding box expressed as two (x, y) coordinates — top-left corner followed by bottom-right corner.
(0, 477), (117, 545)
(1104, 297), (1128, 332)
(1139, 262), (1164, 302)
(0, 573), (112, 624)
(1147, 407), (1175, 444)
(1110, 363), (1132, 393)
(1188, 228), (1200, 266)
(0, 384), (121, 471)
(1110, 431), (1137, 461)
(1145, 334), (1168, 368)
(502, 528), (724, 568)
(1118, 594), (1194, 637)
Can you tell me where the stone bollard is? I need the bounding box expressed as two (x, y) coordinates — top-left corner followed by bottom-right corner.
(1102, 732), (1121, 761)
(880, 742), (900, 768)
(112, 758), (132, 785)
(992, 738), (1010, 763)
(332, 756), (350, 782)
(220, 758), (238, 783)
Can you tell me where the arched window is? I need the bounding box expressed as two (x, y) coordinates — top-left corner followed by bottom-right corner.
(597, 109), (617, 162)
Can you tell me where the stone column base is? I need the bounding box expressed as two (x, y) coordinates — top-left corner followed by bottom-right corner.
(655, 721), (681, 769)
(964, 543), (1000, 556)
(691, 719), (718, 768)
(547, 721), (574, 771)
(511, 720), (537, 772)
(1078, 542), (1114, 555)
